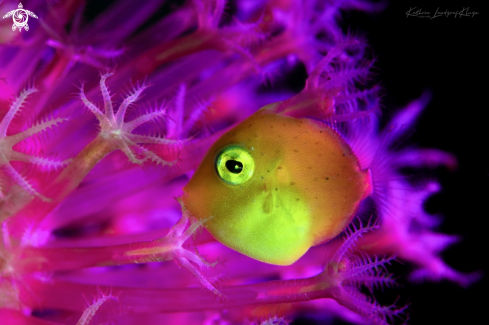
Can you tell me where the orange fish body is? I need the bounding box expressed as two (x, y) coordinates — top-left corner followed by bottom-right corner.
(182, 105), (372, 265)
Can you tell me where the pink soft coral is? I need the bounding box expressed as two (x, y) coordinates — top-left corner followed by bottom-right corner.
(0, 0), (480, 324)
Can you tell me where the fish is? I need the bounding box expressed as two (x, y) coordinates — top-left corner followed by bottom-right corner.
(182, 101), (372, 265)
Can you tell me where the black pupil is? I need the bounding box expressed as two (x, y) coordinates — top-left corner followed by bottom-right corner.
(226, 160), (243, 174)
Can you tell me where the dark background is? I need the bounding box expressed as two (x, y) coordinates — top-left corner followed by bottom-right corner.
(332, 1), (486, 324)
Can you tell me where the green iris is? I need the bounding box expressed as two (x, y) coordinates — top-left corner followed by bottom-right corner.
(215, 145), (254, 185)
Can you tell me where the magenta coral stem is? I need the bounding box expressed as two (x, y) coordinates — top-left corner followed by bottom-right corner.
(51, 138), (113, 197)
(0, 308), (59, 325)
(17, 237), (177, 273)
(24, 276), (332, 313)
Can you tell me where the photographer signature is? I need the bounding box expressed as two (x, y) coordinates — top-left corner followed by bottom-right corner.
(406, 7), (479, 19)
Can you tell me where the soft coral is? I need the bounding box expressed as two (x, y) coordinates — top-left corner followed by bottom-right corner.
(79, 73), (181, 166)
(0, 87), (69, 202)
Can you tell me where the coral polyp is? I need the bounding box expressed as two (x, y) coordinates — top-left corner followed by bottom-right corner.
(0, 87), (69, 201)
(0, 0), (480, 324)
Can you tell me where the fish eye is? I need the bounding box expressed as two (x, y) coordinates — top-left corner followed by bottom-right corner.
(215, 145), (254, 185)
